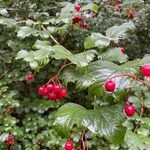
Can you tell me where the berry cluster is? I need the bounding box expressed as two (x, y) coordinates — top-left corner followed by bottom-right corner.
(65, 139), (74, 150)
(5, 134), (15, 145)
(104, 64), (150, 117)
(38, 84), (67, 101)
(72, 5), (89, 29)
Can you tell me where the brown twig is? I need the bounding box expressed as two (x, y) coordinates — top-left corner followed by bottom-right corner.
(134, 96), (145, 133)
(45, 61), (72, 86)
(109, 74), (150, 87)
(41, 26), (60, 45)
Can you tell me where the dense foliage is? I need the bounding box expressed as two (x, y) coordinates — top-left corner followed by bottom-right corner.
(0, 0), (150, 149)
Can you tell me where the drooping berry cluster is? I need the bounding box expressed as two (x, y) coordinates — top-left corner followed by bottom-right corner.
(72, 4), (89, 29)
(38, 84), (67, 101)
(65, 139), (74, 150)
(5, 134), (15, 145)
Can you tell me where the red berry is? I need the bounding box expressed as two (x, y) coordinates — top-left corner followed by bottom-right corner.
(65, 140), (74, 150)
(74, 5), (81, 11)
(61, 89), (67, 97)
(81, 22), (88, 29)
(127, 10), (136, 19)
(141, 64), (150, 77)
(72, 15), (83, 24)
(38, 86), (48, 96)
(104, 80), (116, 92)
(5, 135), (15, 145)
(119, 47), (125, 54)
(124, 104), (136, 117)
(46, 84), (54, 92)
(53, 85), (62, 93)
(6, 106), (13, 114)
(27, 73), (34, 81)
(48, 92), (57, 100)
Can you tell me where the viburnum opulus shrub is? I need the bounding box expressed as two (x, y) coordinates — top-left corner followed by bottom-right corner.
(0, 0), (150, 149)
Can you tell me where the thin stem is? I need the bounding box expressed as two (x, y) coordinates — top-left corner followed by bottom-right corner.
(93, 96), (96, 110)
(41, 26), (59, 45)
(45, 61), (72, 85)
(134, 96), (145, 133)
(54, 62), (72, 77)
(109, 74), (150, 87)
(140, 96), (144, 117)
(60, 25), (73, 44)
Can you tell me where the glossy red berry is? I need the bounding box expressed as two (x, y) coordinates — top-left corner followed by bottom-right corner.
(5, 135), (15, 145)
(38, 86), (48, 96)
(74, 5), (81, 11)
(65, 140), (74, 150)
(72, 15), (83, 24)
(119, 47), (125, 54)
(48, 92), (57, 100)
(141, 64), (150, 77)
(104, 80), (116, 92)
(27, 73), (34, 81)
(61, 89), (67, 97)
(46, 84), (54, 92)
(81, 22), (88, 29)
(53, 85), (62, 93)
(124, 104), (136, 117)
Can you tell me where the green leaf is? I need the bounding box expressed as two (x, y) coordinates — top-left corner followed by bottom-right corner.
(54, 103), (88, 136)
(0, 18), (16, 28)
(17, 26), (33, 38)
(84, 36), (95, 49)
(33, 40), (52, 51)
(125, 130), (150, 150)
(69, 50), (97, 67)
(29, 61), (38, 69)
(0, 8), (8, 16)
(59, 2), (74, 23)
(84, 33), (110, 49)
(83, 105), (125, 139)
(52, 45), (73, 60)
(106, 22), (135, 42)
(82, 3), (100, 13)
(17, 26), (50, 39)
(77, 60), (134, 89)
(102, 47), (129, 63)
(16, 50), (29, 60)
(54, 103), (126, 144)
(61, 68), (81, 86)
(0, 133), (9, 142)
(141, 54), (150, 64)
